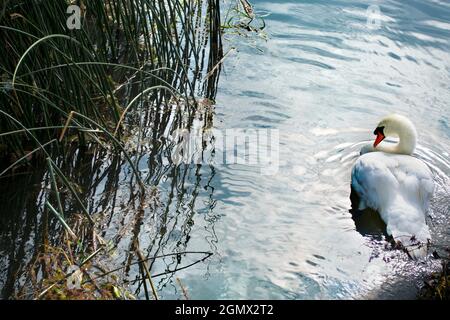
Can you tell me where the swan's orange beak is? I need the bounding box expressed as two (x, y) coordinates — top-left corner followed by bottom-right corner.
(373, 131), (385, 148)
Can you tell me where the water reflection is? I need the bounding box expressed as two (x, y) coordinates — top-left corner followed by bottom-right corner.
(0, 100), (222, 298)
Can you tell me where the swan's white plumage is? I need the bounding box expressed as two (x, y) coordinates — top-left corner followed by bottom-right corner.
(351, 114), (434, 259)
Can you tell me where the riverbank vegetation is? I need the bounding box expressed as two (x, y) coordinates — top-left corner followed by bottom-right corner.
(419, 256), (450, 300)
(0, 0), (223, 299)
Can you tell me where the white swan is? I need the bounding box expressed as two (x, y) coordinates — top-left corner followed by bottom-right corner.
(351, 114), (434, 259)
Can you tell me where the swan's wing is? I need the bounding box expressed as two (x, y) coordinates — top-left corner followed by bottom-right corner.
(351, 153), (434, 212)
(351, 152), (399, 212)
(387, 154), (435, 213)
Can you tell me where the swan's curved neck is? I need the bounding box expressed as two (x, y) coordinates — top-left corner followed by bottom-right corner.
(377, 124), (417, 155)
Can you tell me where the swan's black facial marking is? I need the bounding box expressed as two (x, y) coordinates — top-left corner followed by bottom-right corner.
(373, 126), (386, 148)
(374, 126), (385, 136)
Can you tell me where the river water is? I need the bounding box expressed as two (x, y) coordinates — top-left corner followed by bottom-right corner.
(158, 0), (450, 299)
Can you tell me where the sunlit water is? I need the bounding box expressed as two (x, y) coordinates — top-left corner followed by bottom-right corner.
(1, 0), (450, 300)
(157, 0), (450, 299)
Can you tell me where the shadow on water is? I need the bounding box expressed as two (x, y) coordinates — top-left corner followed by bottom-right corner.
(349, 188), (388, 241)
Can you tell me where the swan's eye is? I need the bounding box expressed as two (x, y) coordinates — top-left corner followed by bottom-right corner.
(373, 126), (385, 136)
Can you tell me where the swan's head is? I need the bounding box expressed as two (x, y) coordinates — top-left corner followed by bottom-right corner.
(372, 114), (417, 154)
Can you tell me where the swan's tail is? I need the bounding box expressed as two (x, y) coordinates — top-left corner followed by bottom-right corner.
(383, 203), (431, 260)
(392, 233), (430, 260)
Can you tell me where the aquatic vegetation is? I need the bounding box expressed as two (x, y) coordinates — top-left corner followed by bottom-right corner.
(420, 258), (450, 300)
(223, 0), (267, 35)
(0, 0), (223, 299)
(0, 0), (223, 164)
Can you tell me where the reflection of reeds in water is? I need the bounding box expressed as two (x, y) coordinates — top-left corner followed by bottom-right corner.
(0, 0), (223, 299)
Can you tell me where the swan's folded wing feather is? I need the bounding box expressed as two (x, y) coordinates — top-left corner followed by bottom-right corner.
(388, 155), (435, 212)
(352, 153), (434, 213)
(351, 152), (399, 212)
(418, 176), (434, 212)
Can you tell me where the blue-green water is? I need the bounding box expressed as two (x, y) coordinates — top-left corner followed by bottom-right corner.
(157, 0), (450, 299)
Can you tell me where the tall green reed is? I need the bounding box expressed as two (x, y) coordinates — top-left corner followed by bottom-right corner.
(0, 0), (223, 166)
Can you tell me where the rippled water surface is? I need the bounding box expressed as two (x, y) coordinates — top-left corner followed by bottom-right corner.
(161, 0), (450, 299)
(1, 0), (450, 300)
